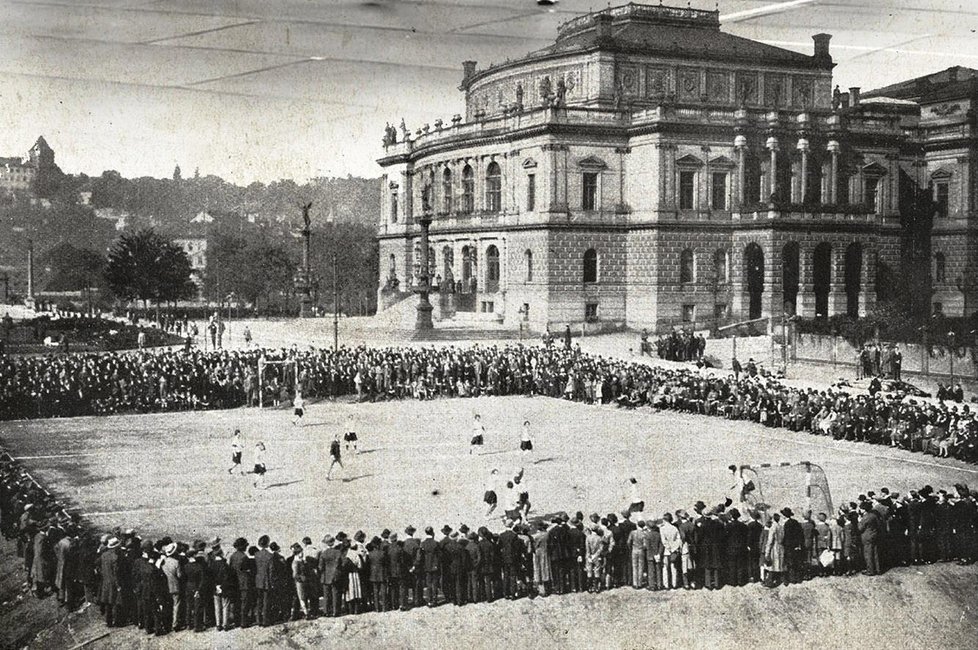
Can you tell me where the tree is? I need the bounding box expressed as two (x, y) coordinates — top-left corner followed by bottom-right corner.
(104, 229), (194, 307)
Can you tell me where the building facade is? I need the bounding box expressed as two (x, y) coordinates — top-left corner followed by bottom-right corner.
(376, 3), (977, 331)
(0, 136), (57, 198)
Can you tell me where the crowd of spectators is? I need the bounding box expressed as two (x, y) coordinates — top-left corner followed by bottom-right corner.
(3, 450), (976, 637)
(640, 329), (707, 363)
(2, 342), (975, 462)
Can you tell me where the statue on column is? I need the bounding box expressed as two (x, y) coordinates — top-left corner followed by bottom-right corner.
(555, 78), (567, 107)
(399, 118), (409, 140)
(832, 85), (842, 110)
(515, 82), (524, 110)
(539, 76), (553, 107)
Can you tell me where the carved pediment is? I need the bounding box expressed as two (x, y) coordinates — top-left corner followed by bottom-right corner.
(862, 161), (888, 176)
(675, 154), (704, 168)
(577, 155), (607, 170)
(931, 167), (953, 181)
(522, 158), (538, 169)
(710, 155), (736, 168)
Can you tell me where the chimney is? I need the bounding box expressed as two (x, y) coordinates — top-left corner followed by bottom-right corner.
(461, 61), (477, 85)
(595, 13), (614, 42)
(841, 92), (850, 109)
(849, 87), (861, 107)
(812, 33), (832, 63)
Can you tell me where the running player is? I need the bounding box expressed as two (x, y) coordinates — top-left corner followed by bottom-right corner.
(626, 477), (644, 514)
(292, 391), (305, 427)
(253, 441), (267, 489)
(327, 433), (344, 480)
(227, 429), (243, 475)
(470, 413), (485, 454)
(519, 420), (533, 455)
(344, 415), (359, 454)
(483, 468), (500, 519)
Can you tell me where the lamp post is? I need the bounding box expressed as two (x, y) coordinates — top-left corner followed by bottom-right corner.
(948, 330), (956, 383)
(332, 248), (338, 352)
(415, 212), (434, 332)
(226, 292), (234, 342)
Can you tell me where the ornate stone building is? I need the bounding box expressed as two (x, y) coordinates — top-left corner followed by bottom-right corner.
(376, 3), (977, 331)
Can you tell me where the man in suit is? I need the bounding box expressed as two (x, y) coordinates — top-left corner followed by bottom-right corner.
(254, 535), (274, 626)
(386, 532), (405, 611)
(230, 539), (255, 628)
(745, 510), (764, 583)
(782, 508), (805, 584)
(477, 527), (497, 602)
(566, 517), (587, 593)
(158, 542), (183, 632)
(724, 509), (749, 587)
(547, 516), (568, 594)
(318, 535), (343, 617)
(437, 525), (455, 604)
(419, 526), (441, 607)
(858, 501), (882, 574)
(401, 526), (421, 609)
(464, 531), (482, 603)
(366, 537), (388, 613)
(496, 520), (520, 599)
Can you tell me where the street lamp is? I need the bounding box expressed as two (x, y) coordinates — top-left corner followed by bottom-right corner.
(226, 292), (235, 342)
(948, 330), (956, 383)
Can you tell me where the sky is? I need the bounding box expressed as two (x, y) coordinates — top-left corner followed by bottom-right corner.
(0, 0), (975, 184)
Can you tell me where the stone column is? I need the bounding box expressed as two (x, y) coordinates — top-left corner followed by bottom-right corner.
(701, 146), (711, 210)
(797, 138), (810, 204)
(734, 135), (747, 209)
(827, 246), (846, 317)
(730, 243), (745, 320)
(798, 244), (816, 318)
(827, 140), (840, 204)
(766, 136), (779, 203)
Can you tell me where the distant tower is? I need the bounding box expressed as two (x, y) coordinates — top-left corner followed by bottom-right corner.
(27, 136), (54, 169)
(173, 165), (182, 181)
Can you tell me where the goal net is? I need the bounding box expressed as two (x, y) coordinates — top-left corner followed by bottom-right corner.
(257, 357), (299, 409)
(738, 462), (833, 518)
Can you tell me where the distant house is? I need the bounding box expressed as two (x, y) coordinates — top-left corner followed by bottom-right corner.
(173, 237), (208, 296)
(94, 207), (129, 231)
(0, 136), (58, 199)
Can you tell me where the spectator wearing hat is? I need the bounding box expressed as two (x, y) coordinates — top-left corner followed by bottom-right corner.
(254, 535), (274, 626)
(419, 526), (440, 607)
(318, 535), (343, 617)
(386, 532), (406, 610)
(858, 502), (882, 575)
(724, 509), (749, 588)
(159, 542), (183, 632)
(745, 510), (763, 584)
(764, 514), (785, 587)
(367, 537), (389, 612)
(781, 508), (805, 584)
(343, 540), (365, 614)
(183, 546), (208, 632)
(401, 525), (421, 609)
(437, 525), (455, 604)
(99, 537), (122, 626)
(269, 542), (292, 623)
(449, 531), (469, 605)
(289, 543), (311, 620)
(301, 537), (321, 617)
(229, 538), (254, 628)
(477, 527), (497, 602)
(497, 520), (521, 599)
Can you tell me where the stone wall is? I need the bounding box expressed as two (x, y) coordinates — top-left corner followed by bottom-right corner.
(793, 333), (977, 379)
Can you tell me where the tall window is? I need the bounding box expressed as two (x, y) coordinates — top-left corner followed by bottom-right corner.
(583, 248), (598, 283)
(461, 165), (474, 214)
(485, 161), (501, 213)
(486, 245), (500, 292)
(864, 176), (880, 211)
(679, 171), (696, 209)
(442, 168), (453, 213)
(680, 249), (695, 283)
(582, 172), (598, 211)
(936, 181), (949, 218)
(526, 174), (536, 211)
(711, 172), (727, 210)
(935, 252), (946, 283)
(525, 249), (533, 282)
(390, 190), (398, 222)
(713, 249), (728, 283)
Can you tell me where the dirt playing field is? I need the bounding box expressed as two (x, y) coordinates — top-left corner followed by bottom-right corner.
(4, 395), (978, 547)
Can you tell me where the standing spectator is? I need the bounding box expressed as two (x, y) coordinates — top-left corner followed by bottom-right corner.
(228, 538), (254, 628)
(764, 514), (785, 587)
(212, 550), (234, 630)
(782, 508), (805, 584)
(858, 502), (881, 575)
(159, 542), (183, 632)
(254, 536), (273, 626)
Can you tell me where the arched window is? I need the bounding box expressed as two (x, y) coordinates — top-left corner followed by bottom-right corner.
(485, 161), (501, 213)
(935, 252), (946, 283)
(713, 249), (728, 283)
(486, 245), (500, 292)
(583, 248), (598, 284)
(461, 165), (474, 214)
(390, 189), (399, 223)
(442, 168), (453, 213)
(525, 249), (533, 282)
(680, 249), (695, 283)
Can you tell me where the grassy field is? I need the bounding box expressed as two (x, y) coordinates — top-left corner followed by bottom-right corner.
(3, 395), (978, 547)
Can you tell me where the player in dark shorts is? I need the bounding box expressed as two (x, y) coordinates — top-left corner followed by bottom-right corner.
(253, 441), (267, 489)
(344, 415), (359, 454)
(327, 433), (344, 480)
(228, 429), (243, 475)
(483, 468), (500, 518)
(470, 413), (485, 454)
(519, 420), (533, 452)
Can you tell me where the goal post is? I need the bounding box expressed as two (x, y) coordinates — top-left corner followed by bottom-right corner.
(257, 357), (299, 409)
(738, 461), (833, 518)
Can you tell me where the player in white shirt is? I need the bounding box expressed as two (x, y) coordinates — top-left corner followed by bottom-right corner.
(626, 477), (644, 514)
(292, 391), (305, 427)
(253, 441), (267, 489)
(519, 420), (533, 454)
(469, 413), (485, 454)
(227, 429), (243, 475)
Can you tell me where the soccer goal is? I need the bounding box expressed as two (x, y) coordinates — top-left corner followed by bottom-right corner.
(257, 357), (299, 409)
(738, 461), (833, 517)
